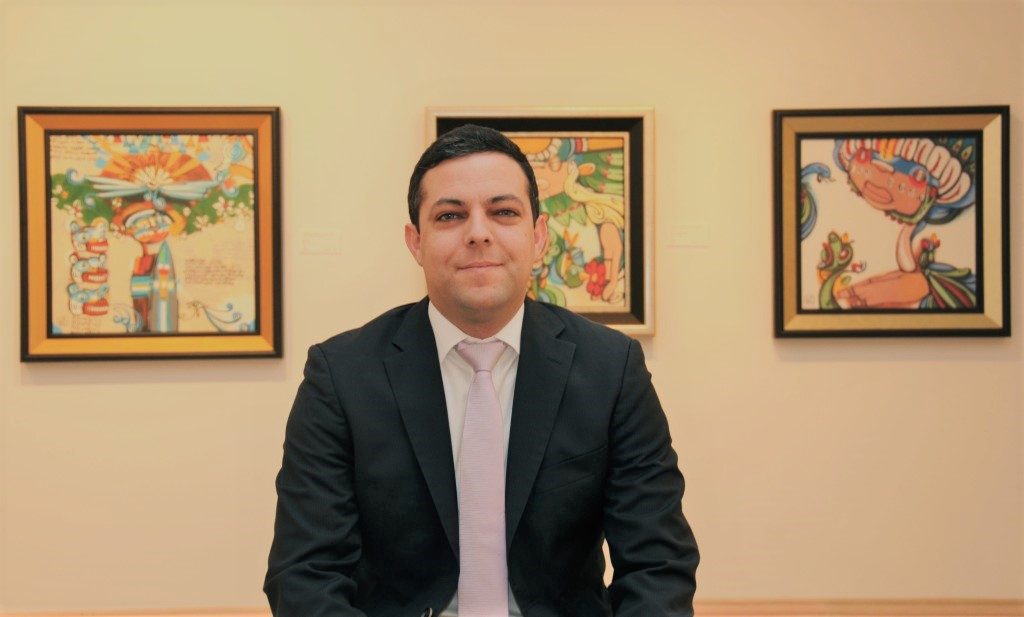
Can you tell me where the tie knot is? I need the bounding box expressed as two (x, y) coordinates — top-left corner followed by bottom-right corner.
(456, 339), (506, 373)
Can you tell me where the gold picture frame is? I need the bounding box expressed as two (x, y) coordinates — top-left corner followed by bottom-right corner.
(774, 106), (1009, 337)
(19, 107), (282, 360)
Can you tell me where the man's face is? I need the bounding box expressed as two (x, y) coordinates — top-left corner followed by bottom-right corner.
(405, 152), (547, 329)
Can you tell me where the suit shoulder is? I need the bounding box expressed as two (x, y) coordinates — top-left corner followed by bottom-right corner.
(315, 302), (417, 354)
(533, 300), (634, 353)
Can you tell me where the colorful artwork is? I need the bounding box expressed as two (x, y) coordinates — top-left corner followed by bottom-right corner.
(49, 133), (257, 335)
(430, 109), (654, 335)
(510, 134), (628, 312)
(773, 107), (1009, 337)
(799, 135), (977, 311)
(20, 108), (281, 360)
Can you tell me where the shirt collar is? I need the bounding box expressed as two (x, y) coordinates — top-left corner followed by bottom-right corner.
(427, 301), (524, 363)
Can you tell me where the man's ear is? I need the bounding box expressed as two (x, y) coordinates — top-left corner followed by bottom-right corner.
(404, 223), (423, 266)
(533, 213), (549, 260)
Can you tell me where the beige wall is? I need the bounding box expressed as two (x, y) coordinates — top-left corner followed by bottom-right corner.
(1, 0), (1022, 612)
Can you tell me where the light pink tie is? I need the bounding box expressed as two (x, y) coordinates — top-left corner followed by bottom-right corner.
(455, 340), (508, 617)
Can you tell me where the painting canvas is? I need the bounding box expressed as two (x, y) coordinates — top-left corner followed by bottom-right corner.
(429, 109), (654, 335)
(774, 107), (1009, 337)
(20, 108), (281, 359)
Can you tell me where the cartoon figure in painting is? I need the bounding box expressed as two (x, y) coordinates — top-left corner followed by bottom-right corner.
(89, 142), (223, 332)
(111, 201), (185, 332)
(816, 230), (866, 309)
(70, 253), (109, 286)
(67, 219), (111, 316)
(519, 136), (626, 307)
(69, 218), (110, 255)
(52, 134), (255, 333)
(826, 137), (977, 309)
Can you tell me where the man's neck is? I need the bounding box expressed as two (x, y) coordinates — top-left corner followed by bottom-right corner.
(432, 301), (522, 340)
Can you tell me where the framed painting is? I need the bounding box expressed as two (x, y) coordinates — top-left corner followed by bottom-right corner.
(428, 107), (654, 336)
(773, 106), (1009, 337)
(19, 107), (282, 360)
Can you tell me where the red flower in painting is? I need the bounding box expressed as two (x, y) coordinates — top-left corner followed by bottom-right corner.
(585, 258), (608, 299)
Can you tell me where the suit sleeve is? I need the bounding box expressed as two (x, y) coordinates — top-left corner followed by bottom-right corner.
(604, 338), (700, 616)
(264, 344), (367, 617)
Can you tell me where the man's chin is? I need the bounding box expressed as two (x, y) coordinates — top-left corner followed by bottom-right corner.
(452, 289), (519, 318)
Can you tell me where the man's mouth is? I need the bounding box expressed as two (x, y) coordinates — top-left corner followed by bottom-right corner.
(459, 261), (501, 270)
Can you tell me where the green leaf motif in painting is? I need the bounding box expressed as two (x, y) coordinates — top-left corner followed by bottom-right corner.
(569, 204), (588, 226)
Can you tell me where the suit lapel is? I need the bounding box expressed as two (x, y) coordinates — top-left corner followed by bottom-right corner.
(505, 300), (575, 546)
(383, 299), (459, 555)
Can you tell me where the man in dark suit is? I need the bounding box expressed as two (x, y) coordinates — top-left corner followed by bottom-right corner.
(265, 125), (698, 616)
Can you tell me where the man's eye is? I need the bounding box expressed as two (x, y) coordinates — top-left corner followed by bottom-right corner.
(436, 212), (462, 221)
(495, 208), (518, 217)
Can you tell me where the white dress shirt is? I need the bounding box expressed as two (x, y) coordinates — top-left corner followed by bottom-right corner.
(428, 301), (524, 617)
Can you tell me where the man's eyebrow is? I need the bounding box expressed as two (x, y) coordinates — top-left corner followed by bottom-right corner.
(429, 195), (524, 208)
(430, 198), (467, 208)
(487, 194), (524, 205)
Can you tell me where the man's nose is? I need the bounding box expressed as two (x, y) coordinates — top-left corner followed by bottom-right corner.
(465, 210), (492, 245)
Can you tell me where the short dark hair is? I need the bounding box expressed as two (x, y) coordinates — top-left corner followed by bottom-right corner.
(407, 124), (540, 229)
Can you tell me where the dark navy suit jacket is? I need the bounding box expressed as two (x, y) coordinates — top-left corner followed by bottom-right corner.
(265, 298), (698, 616)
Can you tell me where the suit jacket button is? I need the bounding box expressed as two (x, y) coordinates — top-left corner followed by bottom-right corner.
(421, 609), (433, 617)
